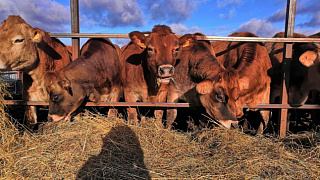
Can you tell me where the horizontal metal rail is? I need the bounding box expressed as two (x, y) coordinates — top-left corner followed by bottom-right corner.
(4, 100), (320, 109)
(49, 33), (320, 43)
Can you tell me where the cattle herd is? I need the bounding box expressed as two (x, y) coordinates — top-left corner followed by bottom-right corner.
(0, 15), (319, 135)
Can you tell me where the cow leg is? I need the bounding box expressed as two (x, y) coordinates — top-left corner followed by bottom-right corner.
(127, 108), (138, 125)
(107, 87), (121, 118)
(25, 105), (37, 130)
(166, 108), (177, 129)
(124, 90), (140, 125)
(154, 84), (169, 125)
(166, 92), (179, 129)
(256, 86), (271, 134)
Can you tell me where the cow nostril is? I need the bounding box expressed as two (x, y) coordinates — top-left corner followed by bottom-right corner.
(169, 67), (174, 75)
(159, 68), (165, 75)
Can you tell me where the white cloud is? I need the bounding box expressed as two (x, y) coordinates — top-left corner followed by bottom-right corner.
(80, 0), (144, 27)
(234, 18), (278, 37)
(218, 9), (236, 19)
(217, 0), (241, 8)
(0, 0), (70, 32)
(170, 23), (202, 35)
(146, 0), (200, 23)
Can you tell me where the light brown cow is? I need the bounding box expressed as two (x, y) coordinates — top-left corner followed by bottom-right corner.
(167, 32), (271, 134)
(45, 38), (121, 122)
(0, 15), (71, 129)
(121, 25), (179, 123)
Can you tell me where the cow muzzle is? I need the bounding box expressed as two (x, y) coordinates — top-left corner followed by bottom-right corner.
(218, 120), (239, 129)
(48, 114), (71, 122)
(157, 64), (174, 84)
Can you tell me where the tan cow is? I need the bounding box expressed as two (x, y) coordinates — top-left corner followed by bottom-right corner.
(121, 25), (179, 123)
(0, 15), (71, 129)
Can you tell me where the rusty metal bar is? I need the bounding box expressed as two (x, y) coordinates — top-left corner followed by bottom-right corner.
(4, 100), (320, 109)
(278, 0), (296, 138)
(70, 0), (80, 60)
(49, 33), (320, 43)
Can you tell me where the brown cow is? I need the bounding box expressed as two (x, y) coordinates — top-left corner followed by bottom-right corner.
(265, 32), (320, 104)
(45, 38), (121, 122)
(265, 32), (320, 131)
(211, 32), (272, 134)
(0, 15), (71, 129)
(166, 33), (238, 130)
(167, 32), (271, 134)
(121, 25), (179, 123)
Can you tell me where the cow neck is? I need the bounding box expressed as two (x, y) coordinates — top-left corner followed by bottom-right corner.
(29, 36), (69, 88)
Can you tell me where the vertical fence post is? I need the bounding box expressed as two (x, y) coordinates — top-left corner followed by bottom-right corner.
(279, 0), (296, 138)
(70, 0), (80, 60)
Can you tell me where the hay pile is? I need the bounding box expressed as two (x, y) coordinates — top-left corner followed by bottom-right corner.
(1, 108), (319, 179)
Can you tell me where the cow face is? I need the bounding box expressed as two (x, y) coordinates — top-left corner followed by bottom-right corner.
(45, 72), (86, 122)
(0, 16), (42, 72)
(196, 70), (242, 129)
(129, 25), (179, 84)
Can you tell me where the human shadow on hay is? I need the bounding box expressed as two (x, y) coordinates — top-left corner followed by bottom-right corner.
(77, 125), (151, 180)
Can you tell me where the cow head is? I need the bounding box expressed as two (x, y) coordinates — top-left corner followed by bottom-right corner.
(129, 25), (179, 84)
(0, 15), (43, 72)
(45, 72), (86, 122)
(178, 33), (242, 129)
(196, 69), (243, 129)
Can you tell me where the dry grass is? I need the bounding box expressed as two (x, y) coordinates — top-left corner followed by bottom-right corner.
(0, 110), (319, 179)
(1, 78), (320, 179)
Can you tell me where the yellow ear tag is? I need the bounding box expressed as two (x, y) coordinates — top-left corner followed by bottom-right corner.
(34, 33), (40, 40)
(182, 41), (190, 48)
(139, 42), (146, 49)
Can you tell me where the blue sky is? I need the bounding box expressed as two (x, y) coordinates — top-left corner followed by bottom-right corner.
(0, 0), (319, 46)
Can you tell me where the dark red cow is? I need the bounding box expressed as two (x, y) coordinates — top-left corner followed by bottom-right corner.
(0, 15), (71, 128)
(45, 38), (121, 122)
(121, 25), (179, 123)
(265, 32), (320, 104)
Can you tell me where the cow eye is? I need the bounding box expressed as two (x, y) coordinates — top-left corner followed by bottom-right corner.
(51, 94), (60, 102)
(216, 94), (224, 102)
(174, 48), (180, 52)
(13, 38), (24, 44)
(147, 47), (154, 52)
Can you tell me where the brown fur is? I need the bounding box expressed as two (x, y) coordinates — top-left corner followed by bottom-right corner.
(45, 38), (121, 122)
(166, 33), (239, 129)
(211, 31), (272, 134)
(121, 25), (179, 123)
(0, 15), (71, 129)
(265, 32), (320, 104)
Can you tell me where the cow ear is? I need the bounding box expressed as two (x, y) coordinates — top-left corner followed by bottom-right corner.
(58, 79), (72, 95)
(196, 80), (213, 95)
(179, 34), (196, 48)
(32, 29), (42, 43)
(129, 31), (146, 49)
(299, 51), (318, 67)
